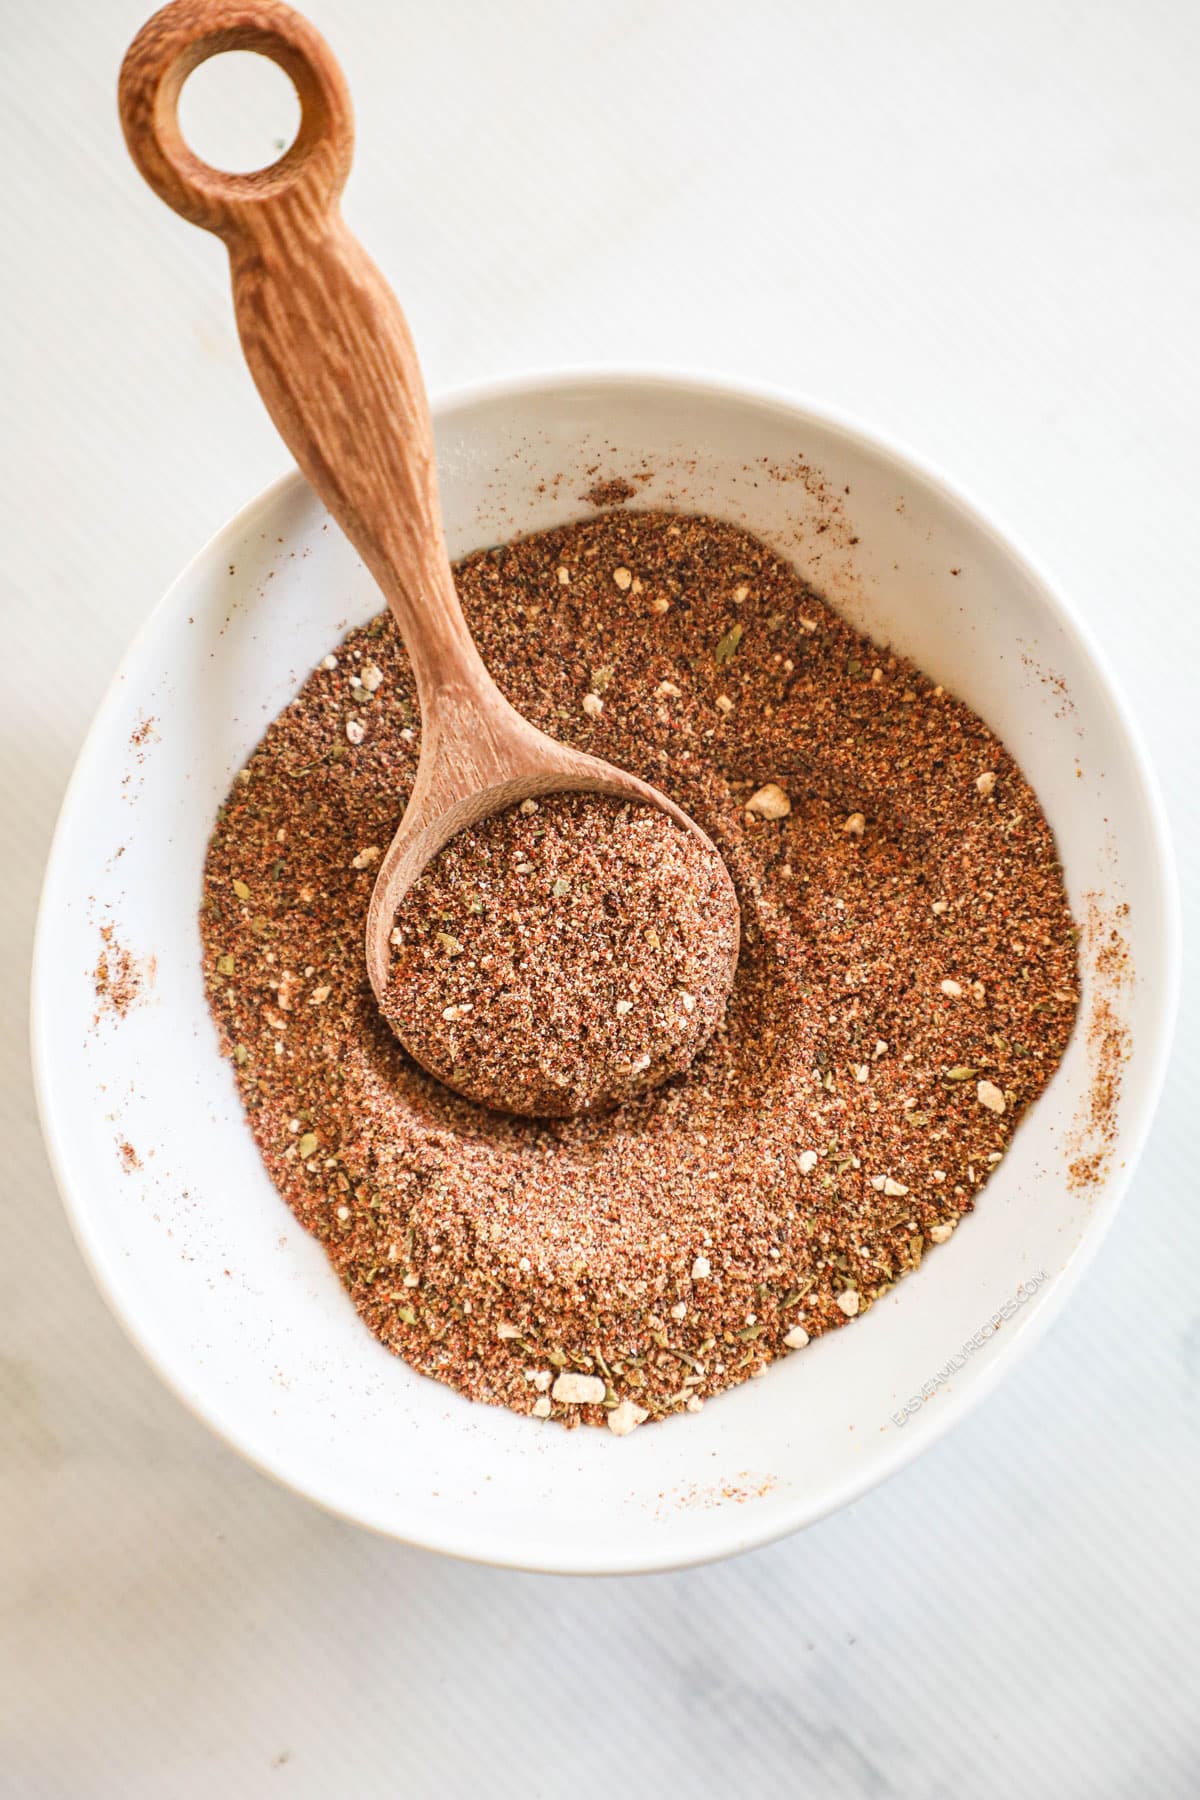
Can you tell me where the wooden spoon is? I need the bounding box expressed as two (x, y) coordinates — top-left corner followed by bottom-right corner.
(119, 0), (740, 1096)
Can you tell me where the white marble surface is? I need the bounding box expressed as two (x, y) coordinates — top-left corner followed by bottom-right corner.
(3, 1), (1197, 1793)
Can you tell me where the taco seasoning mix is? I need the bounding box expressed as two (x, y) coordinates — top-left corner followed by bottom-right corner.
(382, 790), (739, 1118)
(200, 510), (1080, 1434)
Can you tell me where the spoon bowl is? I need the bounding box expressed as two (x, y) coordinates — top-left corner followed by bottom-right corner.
(361, 709), (738, 1008)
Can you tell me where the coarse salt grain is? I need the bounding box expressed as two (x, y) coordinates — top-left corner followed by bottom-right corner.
(691, 1255), (712, 1280)
(798, 1150), (818, 1174)
(977, 1079), (1006, 1114)
(783, 1325), (810, 1350)
(552, 1372), (606, 1405)
(607, 1399), (649, 1436)
(836, 1289), (860, 1317)
(582, 692), (603, 717)
(745, 782), (791, 820)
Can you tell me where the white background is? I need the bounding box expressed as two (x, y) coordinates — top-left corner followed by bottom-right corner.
(3, 1), (1198, 1794)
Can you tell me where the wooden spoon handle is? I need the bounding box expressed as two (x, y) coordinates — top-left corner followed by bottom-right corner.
(119, 0), (491, 706)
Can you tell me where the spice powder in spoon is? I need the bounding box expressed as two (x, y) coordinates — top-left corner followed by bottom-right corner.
(382, 791), (738, 1118)
(200, 510), (1080, 1434)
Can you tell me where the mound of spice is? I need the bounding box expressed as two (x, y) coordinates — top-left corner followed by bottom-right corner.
(383, 792), (738, 1117)
(200, 509), (1080, 1434)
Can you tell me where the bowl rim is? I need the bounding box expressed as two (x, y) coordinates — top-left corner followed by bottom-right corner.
(31, 366), (1182, 1574)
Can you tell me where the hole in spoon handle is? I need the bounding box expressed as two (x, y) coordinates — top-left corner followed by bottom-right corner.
(118, 0), (353, 238)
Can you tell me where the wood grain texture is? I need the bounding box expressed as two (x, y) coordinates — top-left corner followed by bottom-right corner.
(118, 0), (739, 1009)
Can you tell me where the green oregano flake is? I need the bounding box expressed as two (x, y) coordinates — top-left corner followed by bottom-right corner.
(714, 622), (744, 664)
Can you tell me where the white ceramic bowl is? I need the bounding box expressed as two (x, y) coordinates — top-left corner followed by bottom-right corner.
(33, 372), (1178, 1573)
